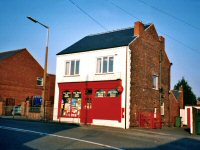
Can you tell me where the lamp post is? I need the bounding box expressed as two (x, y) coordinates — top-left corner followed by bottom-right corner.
(27, 16), (49, 120)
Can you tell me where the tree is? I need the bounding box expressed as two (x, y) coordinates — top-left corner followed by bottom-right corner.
(174, 77), (196, 106)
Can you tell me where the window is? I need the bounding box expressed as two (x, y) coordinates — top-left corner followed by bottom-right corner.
(95, 89), (106, 97)
(96, 56), (114, 74)
(108, 89), (119, 97)
(65, 60), (80, 76)
(36, 77), (43, 86)
(61, 90), (82, 117)
(96, 58), (102, 73)
(152, 75), (158, 90)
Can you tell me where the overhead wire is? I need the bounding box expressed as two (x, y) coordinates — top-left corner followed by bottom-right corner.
(68, 0), (108, 31)
(109, 1), (141, 22)
(109, 0), (200, 54)
(136, 0), (200, 31)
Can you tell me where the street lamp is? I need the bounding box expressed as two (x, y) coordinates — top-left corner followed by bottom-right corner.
(27, 16), (49, 121)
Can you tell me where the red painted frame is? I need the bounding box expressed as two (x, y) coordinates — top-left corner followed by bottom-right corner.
(58, 80), (123, 124)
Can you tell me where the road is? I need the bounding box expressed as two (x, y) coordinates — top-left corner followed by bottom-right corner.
(0, 118), (200, 150)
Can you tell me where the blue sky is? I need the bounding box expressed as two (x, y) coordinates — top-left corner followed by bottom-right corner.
(0, 0), (199, 97)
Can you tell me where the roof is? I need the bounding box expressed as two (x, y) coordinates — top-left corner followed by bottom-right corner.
(57, 24), (151, 55)
(172, 90), (180, 99)
(0, 49), (25, 62)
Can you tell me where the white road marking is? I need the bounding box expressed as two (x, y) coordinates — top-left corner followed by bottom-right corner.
(0, 125), (124, 150)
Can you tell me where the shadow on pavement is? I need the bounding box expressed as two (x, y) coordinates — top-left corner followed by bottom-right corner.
(124, 138), (200, 150)
(0, 118), (80, 150)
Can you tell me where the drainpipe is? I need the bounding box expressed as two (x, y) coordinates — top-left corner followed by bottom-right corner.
(159, 49), (163, 106)
(125, 46), (129, 129)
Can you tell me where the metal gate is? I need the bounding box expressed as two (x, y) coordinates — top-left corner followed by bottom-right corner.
(195, 109), (200, 134)
(5, 98), (15, 116)
(138, 112), (162, 129)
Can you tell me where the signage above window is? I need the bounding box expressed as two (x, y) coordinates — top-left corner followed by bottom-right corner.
(95, 89), (106, 97)
(73, 91), (82, 98)
(108, 89), (119, 97)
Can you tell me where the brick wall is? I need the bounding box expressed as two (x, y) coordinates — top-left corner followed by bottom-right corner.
(0, 49), (55, 105)
(169, 91), (180, 126)
(129, 22), (171, 127)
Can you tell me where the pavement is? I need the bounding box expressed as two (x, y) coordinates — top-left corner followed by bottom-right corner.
(0, 117), (200, 150)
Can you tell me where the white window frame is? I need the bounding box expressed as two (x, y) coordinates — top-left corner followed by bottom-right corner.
(152, 74), (158, 90)
(65, 60), (80, 76)
(36, 77), (43, 86)
(96, 56), (114, 74)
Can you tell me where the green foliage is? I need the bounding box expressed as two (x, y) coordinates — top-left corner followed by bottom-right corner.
(174, 77), (196, 106)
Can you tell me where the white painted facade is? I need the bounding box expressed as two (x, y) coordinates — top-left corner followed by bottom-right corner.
(53, 46), (131, 129)
(180, 106), (200, 134)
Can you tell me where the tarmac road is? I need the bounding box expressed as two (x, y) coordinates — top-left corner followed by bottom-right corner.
(0, 118), (200, 150)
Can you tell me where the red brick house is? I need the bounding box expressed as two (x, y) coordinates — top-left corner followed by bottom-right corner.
(129, 22), (171, 127)
(0, 48), (55, 106)
(53, 21), (171, 128)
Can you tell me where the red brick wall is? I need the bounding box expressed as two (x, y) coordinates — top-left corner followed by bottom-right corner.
(0, 49), (55, 105)
(169, 91), (180, 126)
(129, 23), (171, 127)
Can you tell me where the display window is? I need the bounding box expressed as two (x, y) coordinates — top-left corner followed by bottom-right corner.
(61, 90), (82, 118)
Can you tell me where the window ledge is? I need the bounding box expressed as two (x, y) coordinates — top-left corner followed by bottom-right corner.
(64, 75), (80, 77)
(152, 88), (159, 91)
(95, 72), (114, 75)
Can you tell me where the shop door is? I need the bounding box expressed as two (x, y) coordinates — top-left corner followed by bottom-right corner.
(80, 90), (93, 124)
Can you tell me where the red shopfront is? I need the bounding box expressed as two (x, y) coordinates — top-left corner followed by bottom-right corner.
(58, 80), (124, 124)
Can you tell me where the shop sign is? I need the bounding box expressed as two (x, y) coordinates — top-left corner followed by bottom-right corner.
(73, 91), (81, 98)
(96, 90), (106, 97)
(63, 91), (71, 98)
(108, 89), (119, 97)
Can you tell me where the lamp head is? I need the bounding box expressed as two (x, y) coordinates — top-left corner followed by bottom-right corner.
(27, 16), (38, 23)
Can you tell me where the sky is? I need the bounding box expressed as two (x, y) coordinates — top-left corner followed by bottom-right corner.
(0, 0), (199, 97)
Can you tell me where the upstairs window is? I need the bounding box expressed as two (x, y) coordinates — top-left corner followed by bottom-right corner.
(96, 56), (114, 74)
(65, 60), (80, 76)
(36, 77), (43, 86)
(152, 75), (158, 90)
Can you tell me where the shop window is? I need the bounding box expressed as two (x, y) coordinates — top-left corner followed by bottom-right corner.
(61, 91), (72, 117)
(95, 89), (106, 97)
(65, 60), (80, 76)
(61, 90), (82, 118)
(108, 89), (119, 97)
(71, 91), (82, 117)
(96, 56), (114, 74)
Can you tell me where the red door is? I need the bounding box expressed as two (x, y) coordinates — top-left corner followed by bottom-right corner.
(80, 94), (93, 124)
(187, 108), (191, 128)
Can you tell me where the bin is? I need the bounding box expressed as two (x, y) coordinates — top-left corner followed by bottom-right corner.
(175, 116), (182, 127)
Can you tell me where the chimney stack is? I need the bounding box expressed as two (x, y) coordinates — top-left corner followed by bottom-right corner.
(134, 21), (144, 37)
(179, 85), (184, 109)
(159, 36), (165, 48)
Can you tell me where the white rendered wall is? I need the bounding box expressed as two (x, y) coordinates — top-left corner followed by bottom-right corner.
(53, 46), (131, 129)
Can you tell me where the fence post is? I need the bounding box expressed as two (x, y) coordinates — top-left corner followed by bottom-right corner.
(0, 101), (5, 116)
(21, 102), (26, 116)
(26, 101), (30, 118)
